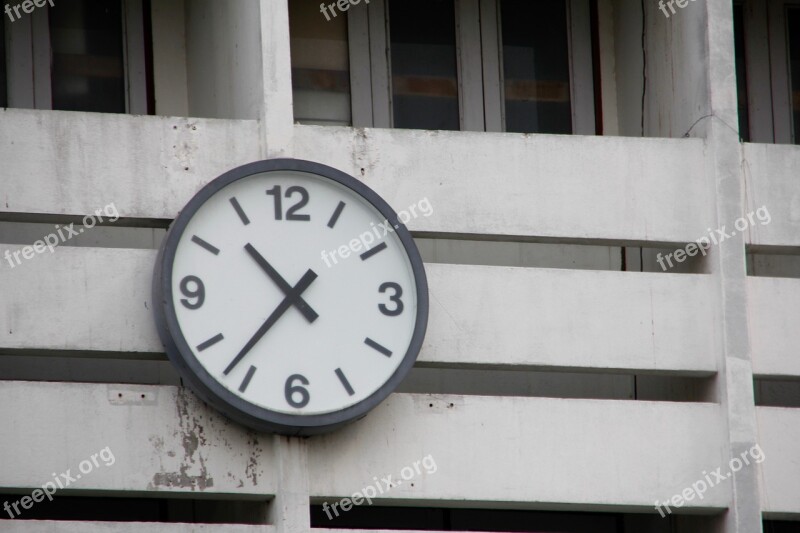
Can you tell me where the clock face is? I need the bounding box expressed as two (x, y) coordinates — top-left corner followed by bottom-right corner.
(153, 159), (428, 435)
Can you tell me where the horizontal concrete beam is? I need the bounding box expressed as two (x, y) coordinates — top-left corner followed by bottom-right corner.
(0, 109), (261, 222)
(0, 110), (713, 244)
(743, 143), (800, 248)
(757, 407), (800, 517)
(0, 245), (717, 374)
(423, 264), (716, 374)
(307, 394), (726, 510)
(0, 381), (275, 495)
(0, 381), (726, 510)
(747, 276), (800, 378)
(294, 125), (712, 243)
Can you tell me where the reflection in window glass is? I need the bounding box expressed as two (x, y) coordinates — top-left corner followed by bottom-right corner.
(49, 0), (126, 113)
(389, 0), (459, 131)
(289, 0), (351, 126)
(501, 0), (572, 134)
(0, 20), (6, 108)
(788, 8), (800, 144)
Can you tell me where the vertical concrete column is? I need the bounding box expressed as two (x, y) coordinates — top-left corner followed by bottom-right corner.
(258, 4), (309, 527)
(259, 0), (295, 158)
(704, 0), (763, 530)
(267, 436), (310, 533)
(151, 0), (189, 117)
(185, 0), (263, 120)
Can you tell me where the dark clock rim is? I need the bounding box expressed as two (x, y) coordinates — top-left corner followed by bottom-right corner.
(152, 158), (429, 436)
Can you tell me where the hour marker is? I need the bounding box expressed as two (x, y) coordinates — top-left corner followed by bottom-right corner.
(335, 368), (355, 396)
(192, 235), (220, 255)
(197, 333), (224, 352)
(364, 337), (392, 357)
(327, 201), (346, 228)
(230, 197), (250, 225)
(239, 365), (257, 392)
(360, 242), (387, 261)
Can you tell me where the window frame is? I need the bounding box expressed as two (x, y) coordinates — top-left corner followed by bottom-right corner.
(2, 0), (148, 114)
(343, 0), (596, 133)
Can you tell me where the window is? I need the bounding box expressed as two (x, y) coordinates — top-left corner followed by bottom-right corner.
(499, 0), (572, 134)
(734, 2), (749, 141)
(2, 0), (150, 114)
(736, 0), (800, 143)
(49, 0), (126, 112)
(388, 0), (460, 131)
(289, 0), (351, 126)
(289, 0), (596, 134)
(788, 7), (800, 140)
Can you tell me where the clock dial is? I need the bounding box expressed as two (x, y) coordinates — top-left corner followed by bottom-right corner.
(154, 160), (428, 434)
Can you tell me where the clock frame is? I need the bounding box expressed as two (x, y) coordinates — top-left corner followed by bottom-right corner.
(152, 159), (429, 436)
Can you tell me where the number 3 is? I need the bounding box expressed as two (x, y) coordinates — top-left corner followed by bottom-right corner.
(378, 282), (404, 316)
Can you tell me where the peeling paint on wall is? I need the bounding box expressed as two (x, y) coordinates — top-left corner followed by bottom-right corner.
(148, 388), (215, 490)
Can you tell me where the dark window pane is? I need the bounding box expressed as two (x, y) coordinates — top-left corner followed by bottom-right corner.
(49, 0), (126, 113)
(0, 19), (6, 107)
(389, 0), (459, 131)
(289, 0), (351, 126)
(788, 8), (800, 144)
(734, 3), (749, 141)
(310, 504), (623, 532)
(764, 519), (800, 533)
(501, 0), (572, 134)
(0, 493), (265, 523)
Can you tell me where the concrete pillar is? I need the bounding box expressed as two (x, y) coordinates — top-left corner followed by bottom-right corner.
(267, 436), (310, 533)
(259, 0), (295, 158)
(705, 0), (763, 530)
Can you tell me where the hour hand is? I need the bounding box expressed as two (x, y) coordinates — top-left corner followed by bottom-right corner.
(244, 243), (318, 322)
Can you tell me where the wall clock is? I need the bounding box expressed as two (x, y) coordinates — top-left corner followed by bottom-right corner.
(153, 159), (428, 436)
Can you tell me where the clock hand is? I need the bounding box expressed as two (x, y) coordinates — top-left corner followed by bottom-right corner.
(244, 243), (318, 323)
(223, 269), (318, 376)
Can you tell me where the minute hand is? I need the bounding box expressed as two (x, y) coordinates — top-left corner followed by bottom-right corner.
(223, 269), (317, 376)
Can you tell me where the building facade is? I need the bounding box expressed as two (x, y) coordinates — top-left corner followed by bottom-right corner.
(1, 0), (799, 532)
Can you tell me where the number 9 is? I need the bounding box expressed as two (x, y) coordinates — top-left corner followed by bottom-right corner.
(180, 275), (205, 310)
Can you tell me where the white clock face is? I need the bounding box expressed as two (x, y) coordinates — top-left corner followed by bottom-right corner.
(166, 168), (422, 420)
